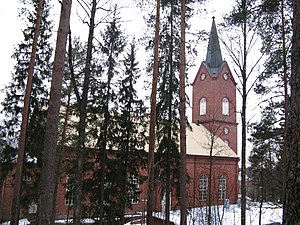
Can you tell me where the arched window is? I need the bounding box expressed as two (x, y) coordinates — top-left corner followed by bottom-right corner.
(199, 174), (208, 201)
(200, 98), (207, 115)
(222, 98), (229, 116)
(218, 174), (226, 200)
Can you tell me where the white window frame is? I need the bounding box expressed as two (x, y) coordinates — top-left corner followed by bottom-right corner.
(128, 174), (140, 204)
(199, 174), (208, 201)
(65, 175), (74, 206)
(218, 174), (226, 200)
(200, 98), (207, 115)
(222, 98), (229, 116)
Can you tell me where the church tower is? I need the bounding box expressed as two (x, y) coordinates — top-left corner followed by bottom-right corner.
(192, 17), (238, 154)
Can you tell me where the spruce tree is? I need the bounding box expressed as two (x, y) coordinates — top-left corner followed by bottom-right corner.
(155, 2), (181, 224)
(114, 39), (147, 224)
(1, 0), (52, 157)
(142, 1), (194, 223)
(249, 101), (284, 202)
(85, 7), (126, 224)
(0, 0), (53, 220)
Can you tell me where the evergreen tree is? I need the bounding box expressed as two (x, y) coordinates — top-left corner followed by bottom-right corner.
(249, 101), (284, 203)
(155, 1), (182, 224)
(0, 0), (53, 221)
(1, 0), (52, 159)
(114, 39), (147, 224)
(84, 7), (126, 224)
(249, 0), (292, 207)
(142, 1), (195, 223)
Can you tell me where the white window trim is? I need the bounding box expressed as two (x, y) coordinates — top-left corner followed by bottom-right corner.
(222, 98), (229, 116)
(200, 98), (207, 115)
(199, 174), (208, 201)
(218, 175), (226, 200)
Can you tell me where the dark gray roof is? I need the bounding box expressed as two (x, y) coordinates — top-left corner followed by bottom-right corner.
(205, 17), (224, 76)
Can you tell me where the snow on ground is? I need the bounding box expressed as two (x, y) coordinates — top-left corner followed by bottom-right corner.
(153, 202), (282, 225)
(1, 219), (30, 225)
(2, 203), (282, 225)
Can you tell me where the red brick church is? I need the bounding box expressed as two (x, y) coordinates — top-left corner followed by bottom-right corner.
(0, 18), (239, 221)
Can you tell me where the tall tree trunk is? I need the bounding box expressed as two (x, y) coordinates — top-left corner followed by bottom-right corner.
(241, 1), (247, 224)
(73, 1), (96, 224)
(99, 92), (110, 225)
(38, 1), (72, 224)
(179, 0), (187, 224)
(283, 1), (300, 224)
(165, 3), (175, 224)
(147, 0), (160, 224)
(10, 1), (44, 225)
(51, 84), (72, 225)
(74, 0), (97, 225)
(208, 137), (214, 225)
(281, 0), (289, 214)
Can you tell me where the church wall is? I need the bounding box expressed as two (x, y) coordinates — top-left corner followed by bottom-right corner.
(0, 153), (239, 221)
(185, 154), (239, 208)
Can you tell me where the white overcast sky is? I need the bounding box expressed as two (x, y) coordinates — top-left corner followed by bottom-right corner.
(0, 0), (235, 113)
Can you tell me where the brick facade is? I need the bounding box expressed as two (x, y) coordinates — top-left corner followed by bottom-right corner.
(0, 18), (239, 222)
(192, 62), (238, 154)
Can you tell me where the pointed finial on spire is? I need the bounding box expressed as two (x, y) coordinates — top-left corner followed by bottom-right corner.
(205, 17), (223, 76)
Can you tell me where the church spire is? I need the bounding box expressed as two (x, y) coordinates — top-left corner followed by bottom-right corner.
(205, 17), (224, 76)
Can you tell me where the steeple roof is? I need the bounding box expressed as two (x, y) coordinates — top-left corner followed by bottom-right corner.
(205, 17), (224, 76)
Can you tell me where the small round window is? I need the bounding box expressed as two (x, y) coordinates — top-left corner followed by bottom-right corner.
(223, 73), (228, 80)
(224, 140), (229, 146)
(201, 73), (206, 80)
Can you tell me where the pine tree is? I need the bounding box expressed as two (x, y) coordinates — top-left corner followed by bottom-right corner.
(142, 1), (194, 223)
(0, 0), (52, 223)
(38, 0), (72, 224)
(250, 0), (292, 208)
(283, 0), (300, 224)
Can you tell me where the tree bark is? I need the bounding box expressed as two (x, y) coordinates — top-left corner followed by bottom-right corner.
(10, 1), (44, 224)
(283, 1), (300, 224)
(281, 0), (289, 216)
(51, 83), (72, 225)
(38, 1), (72, 224)
(73, 1), (96, 224)
(241, 1), (247, 225)
(179, 0), (187, 224)
(147, 0), (160, 224)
